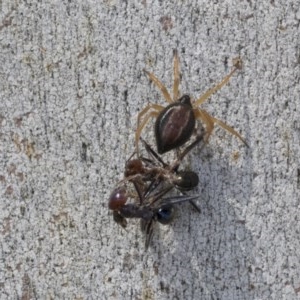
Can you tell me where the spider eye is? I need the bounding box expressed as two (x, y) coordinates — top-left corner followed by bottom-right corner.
(157, 205), (175, 225)
(108, 187), (127, 210)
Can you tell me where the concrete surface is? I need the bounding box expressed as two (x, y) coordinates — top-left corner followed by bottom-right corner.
(0, 1), (299, 299)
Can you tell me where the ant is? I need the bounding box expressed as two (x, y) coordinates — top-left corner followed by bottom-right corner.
(136, 50), (248, 154)
(109, 183), (199, 249)
(126, 138), (200, 191)
(108, 138), (202, 249)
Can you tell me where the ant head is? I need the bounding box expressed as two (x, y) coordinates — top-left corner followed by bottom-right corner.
(157, 205), (175, 225)
(108, 187), (127, 210)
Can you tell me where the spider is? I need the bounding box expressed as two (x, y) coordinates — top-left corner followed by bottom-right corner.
(136, 50), (248, 154)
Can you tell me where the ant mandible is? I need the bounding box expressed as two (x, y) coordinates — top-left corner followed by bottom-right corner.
(136, 50), (248, 154)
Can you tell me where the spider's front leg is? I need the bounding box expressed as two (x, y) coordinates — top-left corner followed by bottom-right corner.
(135, 103), (164, 154)
(144, 69), (173, 104)
(173, 49), (180, 101)
(194, 58), (242, 107)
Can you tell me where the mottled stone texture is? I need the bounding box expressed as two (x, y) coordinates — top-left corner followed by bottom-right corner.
(0, 1), (299, 299)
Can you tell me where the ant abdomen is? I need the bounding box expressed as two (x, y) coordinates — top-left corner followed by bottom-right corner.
(175, 171), (199, 191)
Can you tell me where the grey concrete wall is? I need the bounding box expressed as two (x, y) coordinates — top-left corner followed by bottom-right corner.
(0, 1), (299, 299)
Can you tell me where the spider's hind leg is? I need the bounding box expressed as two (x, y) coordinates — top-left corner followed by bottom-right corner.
(194, 108), (248, 146)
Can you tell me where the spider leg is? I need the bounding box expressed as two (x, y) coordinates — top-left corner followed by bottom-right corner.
(194, 108), (215, 143)
(173, 49), (180, 101)
(198, 108), (248, 146)
(136, 104), (163, 153)
(208, 113), (248, 146)
(194, 63), (241, 107)
(144, 69), (173, 103)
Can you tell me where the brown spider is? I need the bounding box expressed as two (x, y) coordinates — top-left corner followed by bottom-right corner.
(136, 50), (248, 154)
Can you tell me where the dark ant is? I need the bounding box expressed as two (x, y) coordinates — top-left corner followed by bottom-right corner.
(136, 50), (248, 154)
(108, 181), (199, 249)
(124, 136), (204, 210)
(109, 184), (198, 228)
(108, 138), (202, 249)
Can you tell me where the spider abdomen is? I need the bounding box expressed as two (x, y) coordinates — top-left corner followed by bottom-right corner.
(155, 95), (195, 154)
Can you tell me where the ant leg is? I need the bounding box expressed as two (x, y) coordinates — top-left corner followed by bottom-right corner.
(144, 69), (173, 103)
(160, 193), (201, 214)
(170, 129), (206, 172)
(168, 192), (201, 213)
(173, 49), (180, 101)
(136, 104), (163, 153)
(113, 211), (127, 228)
(208, 113), (249, 147)
(125, 151), (136, 163)
(177, 131), (205, 164)
(149, 185), (174, 206)
(140, 137), (167, 167)
(193, 61), (241, 107)
(141, 219), (155, 250)
(133, 181), (145, 206)
(189, 199), (201, 213)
